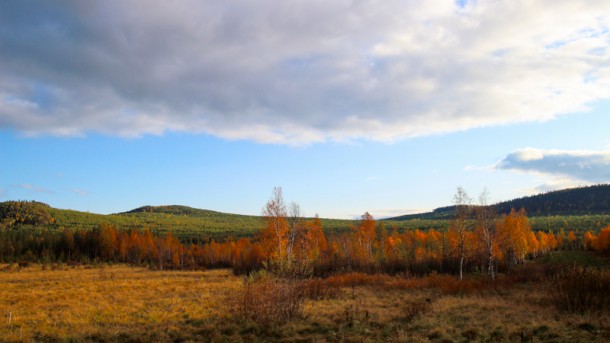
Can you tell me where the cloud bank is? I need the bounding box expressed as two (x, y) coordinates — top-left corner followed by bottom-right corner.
(1, 1), (609, 144)
(497, 148), (610, 191)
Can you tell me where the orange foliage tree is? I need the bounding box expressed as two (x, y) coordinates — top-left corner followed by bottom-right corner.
(496, 209), (531, 269)
(591, 226), (610, 255)
(352, 212), (376, 267)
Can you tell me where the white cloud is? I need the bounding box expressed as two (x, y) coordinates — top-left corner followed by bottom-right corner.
(1, 1), (609, 144)
(496, 148), (610, 186)
(511, 148), (545, 162)
(72, 188), (89, 196)
(19, 183), (54, 194)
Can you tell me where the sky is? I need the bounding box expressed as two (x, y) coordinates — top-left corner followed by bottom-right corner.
(1, 0), (610, 219)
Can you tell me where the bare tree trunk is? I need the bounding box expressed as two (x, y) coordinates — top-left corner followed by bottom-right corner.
(477, 189), (497, 280)
(440, 227), (445, 273)
(487, 243), (495, 280)
(287, 202), (303, 261)
(459, 256), (464, 280)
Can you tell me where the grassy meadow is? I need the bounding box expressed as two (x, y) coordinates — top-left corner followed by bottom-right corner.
(1, 251), (608, 342)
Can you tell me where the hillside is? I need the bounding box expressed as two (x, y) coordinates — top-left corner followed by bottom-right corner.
(122, 205), (233, 217)
(4, 184), (610, 242)
(3, 202), (406, 240)
(495, 184), (610, 216)
(387, 184), (610, 221)
(117, 205), (412, 237)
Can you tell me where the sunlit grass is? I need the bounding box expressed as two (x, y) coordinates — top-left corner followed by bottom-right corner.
(1, 263), (608, 342)
(0, 265), (240, 341)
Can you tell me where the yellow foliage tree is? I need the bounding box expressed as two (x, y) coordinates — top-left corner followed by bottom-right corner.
(497, 209), (531, 269)
(260, 187), (289, 261)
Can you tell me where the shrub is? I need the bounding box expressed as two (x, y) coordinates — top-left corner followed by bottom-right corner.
(233, 272), (305, 326)
(508, 263), (547, 283)
(300, 278), (340, 300)
(549, 266), (610, 314)
(322, 272), (510, 295)
(326, 272), (392, 288)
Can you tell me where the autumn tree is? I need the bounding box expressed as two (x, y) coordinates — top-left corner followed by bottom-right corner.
(304, 215), (327, 262)
(0, 201), (55, 229)
(592, 226), (610, 255)
(475, 189), (499, 279)
(286, 202), (306, 261)
(353, 212), (376, 267)
(583, 230), (596, 250)
(450, 187), (474, 280)
(99, 224), (118, 261)
(382, 227), (404, 273)
(61, 228), (75, 260)
(231, 238), (264, 274)
(260, 187), (289, 261)
(567, 230), (577, 250)
(497, 209), (531, 269)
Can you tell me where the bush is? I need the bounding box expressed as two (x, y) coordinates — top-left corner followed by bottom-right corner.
(326, 272), (392, 288)
(233, 271), (305, 326)
(323, 272), (509, 295)
(549, 266), (610, 314)
(262, 259), (314, 279)
(300, 278), (340, 300)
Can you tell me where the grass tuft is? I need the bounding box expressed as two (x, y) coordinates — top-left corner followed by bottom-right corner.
(401, 299), (431, 323)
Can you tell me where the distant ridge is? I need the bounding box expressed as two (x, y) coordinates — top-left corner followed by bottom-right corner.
(121, 205), (236, 217)
(386, 184), (610, 221)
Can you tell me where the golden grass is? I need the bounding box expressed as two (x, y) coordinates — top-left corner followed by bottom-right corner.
(0, 264), (608, 342)
(0, 264), (241, 342)
(298, 283), (609, 342)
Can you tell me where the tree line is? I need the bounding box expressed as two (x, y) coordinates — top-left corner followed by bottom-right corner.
(1, 188), (609, 277)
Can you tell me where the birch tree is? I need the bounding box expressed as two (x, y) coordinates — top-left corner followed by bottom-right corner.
(476, 189), (498, 280)
(450, 187), (473, 280)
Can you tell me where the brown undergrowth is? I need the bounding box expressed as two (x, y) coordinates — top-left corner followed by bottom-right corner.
(548, 266), (610, 315)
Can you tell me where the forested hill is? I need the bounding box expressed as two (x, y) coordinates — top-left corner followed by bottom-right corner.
(121, 205), (249, 218)
(388, 184), (610, 220)
(0, 202), (384, 240)
(495, 184), (610, 216)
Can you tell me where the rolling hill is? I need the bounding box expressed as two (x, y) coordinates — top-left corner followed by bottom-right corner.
(3, 202), (406, 240)
(3, 184), (610, 241)
(386, 184), (610, 221)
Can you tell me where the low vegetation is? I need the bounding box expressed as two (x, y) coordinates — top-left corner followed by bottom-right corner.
(0, 256), (608, 342)
(549, 266), (610, 315)
(0, 266), (239, 342)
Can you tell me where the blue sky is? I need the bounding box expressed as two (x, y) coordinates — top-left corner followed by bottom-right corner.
(2, 1), (610, 218)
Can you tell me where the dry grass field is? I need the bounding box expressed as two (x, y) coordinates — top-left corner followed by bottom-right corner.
(0, 263), (608, 342)
(0, 265), (239, 342)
